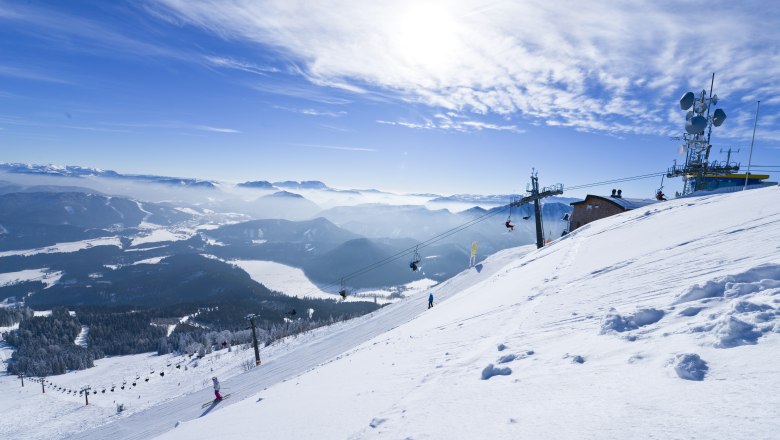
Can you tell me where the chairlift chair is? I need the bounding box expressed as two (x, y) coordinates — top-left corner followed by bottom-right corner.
(338, 278), (348, 299)
(655, 174), (667, 201)
(522, 204), (532, 220)
(505, 196), (515, 231)
(409, 246), (421, 272)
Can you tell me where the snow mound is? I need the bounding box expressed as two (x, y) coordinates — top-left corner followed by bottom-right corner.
(600, 308), (664, 333)
(678, 306), (704, 317)
(481, 363), (512, 380)
(713, 316), (762, 348)
(674, 354), (708, 381)
(676, 263), (780, 304)
(733, 301), (773, 314)
(632, 308), (665, 326)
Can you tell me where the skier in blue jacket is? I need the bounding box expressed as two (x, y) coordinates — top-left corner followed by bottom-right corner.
(428, 293), (434, 309)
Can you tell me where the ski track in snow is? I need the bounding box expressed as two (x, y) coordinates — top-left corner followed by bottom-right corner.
(74, 326), (89, 348)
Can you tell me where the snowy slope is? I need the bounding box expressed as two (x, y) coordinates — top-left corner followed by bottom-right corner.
(7, 187), (780, 439)
(154, 186), (780, 440)
(1, 245), (521, 440)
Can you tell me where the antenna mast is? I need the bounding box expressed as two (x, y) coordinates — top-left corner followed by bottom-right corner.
(666, 73), (737, 195)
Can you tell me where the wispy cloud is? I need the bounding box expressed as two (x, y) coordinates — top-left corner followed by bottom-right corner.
(378, 112), (523, 133)
(0, 66), (73, 84)
(203, 55), (280, 75)
(0, 3), (184, 61)
(377, 119), (436, 130)
(151, 0), (780, 140)
(289, 142), (376, 152)
(0, 115), (131, 132)
(318, 124), (352, 132)
(250, 82), (352, 105)
(103, 121), (240, 133)
(274, 105), (346, 117)
(193, 125), (240, 133)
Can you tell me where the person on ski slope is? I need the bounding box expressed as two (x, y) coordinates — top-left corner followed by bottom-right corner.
(505, 220), (514, 231)
(428, 293), (434, 309)
(212, 376), (222, 400)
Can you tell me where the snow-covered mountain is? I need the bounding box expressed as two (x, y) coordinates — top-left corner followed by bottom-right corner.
(5, 186), (776, 439)
(236, 180), (275, 189)
(0, 163), (218, 189)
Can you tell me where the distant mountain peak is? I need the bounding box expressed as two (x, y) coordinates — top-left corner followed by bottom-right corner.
(237, 180), (275, 189)
(273, 180), (329, 190)
(263, 190), (305, 199)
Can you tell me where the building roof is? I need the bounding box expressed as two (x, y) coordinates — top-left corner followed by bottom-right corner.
(571, 194), (658, 211)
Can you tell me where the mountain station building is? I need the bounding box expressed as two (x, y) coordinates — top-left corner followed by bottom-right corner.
(568, 189), (658, 232)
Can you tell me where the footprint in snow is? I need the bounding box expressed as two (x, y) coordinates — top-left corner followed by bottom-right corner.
(369, 418), (387, 428)
(481, 363), (512, 380)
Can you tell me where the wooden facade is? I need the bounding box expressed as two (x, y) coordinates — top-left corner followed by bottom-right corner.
(569, 193), (657, 232)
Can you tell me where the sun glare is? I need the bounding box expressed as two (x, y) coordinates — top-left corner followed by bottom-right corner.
(393, 2), (462, 75)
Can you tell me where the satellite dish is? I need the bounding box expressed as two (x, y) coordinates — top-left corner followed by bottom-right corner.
(679, 91), (695, 110)
(711, 94), (718, 105)
(712, 108), (726, 127)
(695, 102), (707, 114)
(686, 110), (693, 121)
(686, 115), (707, 134)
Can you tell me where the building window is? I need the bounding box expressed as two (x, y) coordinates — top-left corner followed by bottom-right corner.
(587, 204), (593, 210)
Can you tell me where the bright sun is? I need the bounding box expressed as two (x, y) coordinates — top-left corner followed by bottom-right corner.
(392, 2), (462, 74)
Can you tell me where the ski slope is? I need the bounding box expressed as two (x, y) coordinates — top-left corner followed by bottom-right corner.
(65, 245), (526, 439)
(7, 186), (780, 439)
(153, 186), (779, 440)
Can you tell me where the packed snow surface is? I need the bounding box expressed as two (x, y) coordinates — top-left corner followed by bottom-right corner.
(231, 259), (340, 300)
(130, 229), (191, 246)
(0, 237), (122, 257)
(0, 269), (62, 288)
(231, 259), (436, 303)
(3, 187), (780, 439)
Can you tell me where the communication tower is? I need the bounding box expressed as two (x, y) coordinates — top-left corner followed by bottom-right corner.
(666, 73), (738, 195)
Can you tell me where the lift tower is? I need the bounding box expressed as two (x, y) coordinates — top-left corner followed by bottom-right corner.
(510, 170), (563, 249)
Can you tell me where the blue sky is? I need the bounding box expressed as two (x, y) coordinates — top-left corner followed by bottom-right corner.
(1, 0), (779, 198)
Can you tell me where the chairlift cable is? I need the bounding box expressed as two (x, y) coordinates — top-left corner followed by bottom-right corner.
(303, 169), (772, 299)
